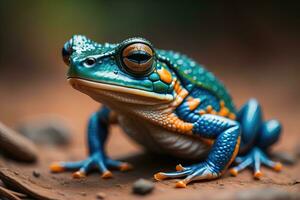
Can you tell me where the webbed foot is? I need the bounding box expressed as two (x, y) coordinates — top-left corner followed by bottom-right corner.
(50, 153), (132, 179)
(229, 147), (282, 179)
(154, 162), (220, 188)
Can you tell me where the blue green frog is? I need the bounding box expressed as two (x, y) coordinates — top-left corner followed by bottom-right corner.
(50, 35), (282, 187)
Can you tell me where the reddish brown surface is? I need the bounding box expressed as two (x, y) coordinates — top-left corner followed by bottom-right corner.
(0, 47), (299, 199)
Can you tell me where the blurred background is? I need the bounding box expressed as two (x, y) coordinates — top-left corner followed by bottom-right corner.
(0, 1), (299, 152)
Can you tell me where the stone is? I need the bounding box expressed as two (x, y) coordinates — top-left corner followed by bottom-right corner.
(32, 170), (40, 178)
(17, 116), (71, 146)
(132, 178), (154, 195)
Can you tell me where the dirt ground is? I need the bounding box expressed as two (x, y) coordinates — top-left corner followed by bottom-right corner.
(0, 54), (300, 200)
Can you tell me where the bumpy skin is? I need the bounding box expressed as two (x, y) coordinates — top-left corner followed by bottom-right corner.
(50, 35), (282, 188)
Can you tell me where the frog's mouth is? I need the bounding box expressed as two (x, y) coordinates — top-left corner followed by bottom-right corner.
(68, 78), (174, 106)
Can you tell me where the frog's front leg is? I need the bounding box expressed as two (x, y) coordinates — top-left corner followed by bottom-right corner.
(154, 114), (241, 188)
(50, 106), (132, 178)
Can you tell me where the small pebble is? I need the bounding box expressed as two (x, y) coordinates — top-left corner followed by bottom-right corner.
(32, 170), (40, 178)
(132, 178), (154, 195)
(272, 152), (297, 165)
(235, 188), (300, 200)
(96, 192), (106, 199)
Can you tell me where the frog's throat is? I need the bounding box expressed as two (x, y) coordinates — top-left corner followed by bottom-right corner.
(68, 78), (174, 105)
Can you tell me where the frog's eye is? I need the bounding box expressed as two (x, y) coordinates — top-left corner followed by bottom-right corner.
(83, 57), (97, 68)
(121, 43), (154, 75)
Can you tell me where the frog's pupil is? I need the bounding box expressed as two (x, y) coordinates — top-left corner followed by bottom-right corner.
(86, 58), (96, 65)
(126, 51), (151, 64)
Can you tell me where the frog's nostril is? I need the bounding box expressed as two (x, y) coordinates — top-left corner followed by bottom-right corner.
(62, 39), (73, 66)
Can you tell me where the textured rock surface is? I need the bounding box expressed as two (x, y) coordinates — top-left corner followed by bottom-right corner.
(17, 116), (71, 146)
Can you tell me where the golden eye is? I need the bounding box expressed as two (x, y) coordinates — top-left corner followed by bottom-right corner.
(122, 43), (154, 75)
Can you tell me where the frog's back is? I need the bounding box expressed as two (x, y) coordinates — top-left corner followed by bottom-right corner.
(156, 50), (236, 112)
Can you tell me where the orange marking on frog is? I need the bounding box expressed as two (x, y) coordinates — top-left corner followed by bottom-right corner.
(228, 113), (236, 120)
(157, 68), (172, 84)
(171, 87), (189, 107)
(219, 107), (229, 117)
(206, 105), (213, 113)
(210, 110), (217, 115)
(220, 100), (225, 107)
(222, 136), (241, 175)
(165, 113), (193, 133)
(199, 109), (206, 115)
(217, 101), (236, 120)
(186, 97), (201, 111)
(174, 80), (180, 93)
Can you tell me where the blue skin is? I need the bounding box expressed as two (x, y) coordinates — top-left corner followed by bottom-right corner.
(57, 36), (282, 184)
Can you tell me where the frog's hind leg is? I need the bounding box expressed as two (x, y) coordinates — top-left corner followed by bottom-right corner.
(236, 98), (262, 151)
(257, 120), (281, 149)
(229, 99), (282, 178)
(154, 114), (241, 188)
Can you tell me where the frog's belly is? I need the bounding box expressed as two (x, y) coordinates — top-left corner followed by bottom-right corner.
(118, 115), (211, 160)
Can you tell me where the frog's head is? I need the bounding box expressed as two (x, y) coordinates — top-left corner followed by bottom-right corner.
(62, 35), (176, 109)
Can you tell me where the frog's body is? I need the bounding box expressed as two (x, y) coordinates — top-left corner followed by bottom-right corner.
(51, 35), (282, 187)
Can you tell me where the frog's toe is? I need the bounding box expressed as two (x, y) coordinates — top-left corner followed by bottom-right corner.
(229, 157), (252, 177)
(175, 165), (219, 188)
(106, 158), (133, 172)
(154, 169), (193, 181)
(50, 162), (65, 173)
(72, 158), (95, 179)
(50, 160), (86, 173)
(230, 147), (282, 179)
(154, 162), (220, 188)
(72, 170), (86, 178)
(101, 170), (113, 179)
(50, 159), (94, 179)
(175, 164), (187, 171)
(261, 157), (282, 172)
(50, 154), (132, 179)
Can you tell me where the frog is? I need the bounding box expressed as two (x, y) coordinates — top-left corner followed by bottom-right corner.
(50, 35), (282, 188)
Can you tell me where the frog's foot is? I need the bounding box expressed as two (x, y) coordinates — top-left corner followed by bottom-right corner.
(50, 153), (132, 179)
(229, 147), (282, 179)
(154, 162), (220, 188)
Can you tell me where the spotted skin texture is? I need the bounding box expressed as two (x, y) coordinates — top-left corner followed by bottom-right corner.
(53, 35), (283, 187)
(156, 50), (236, 112)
